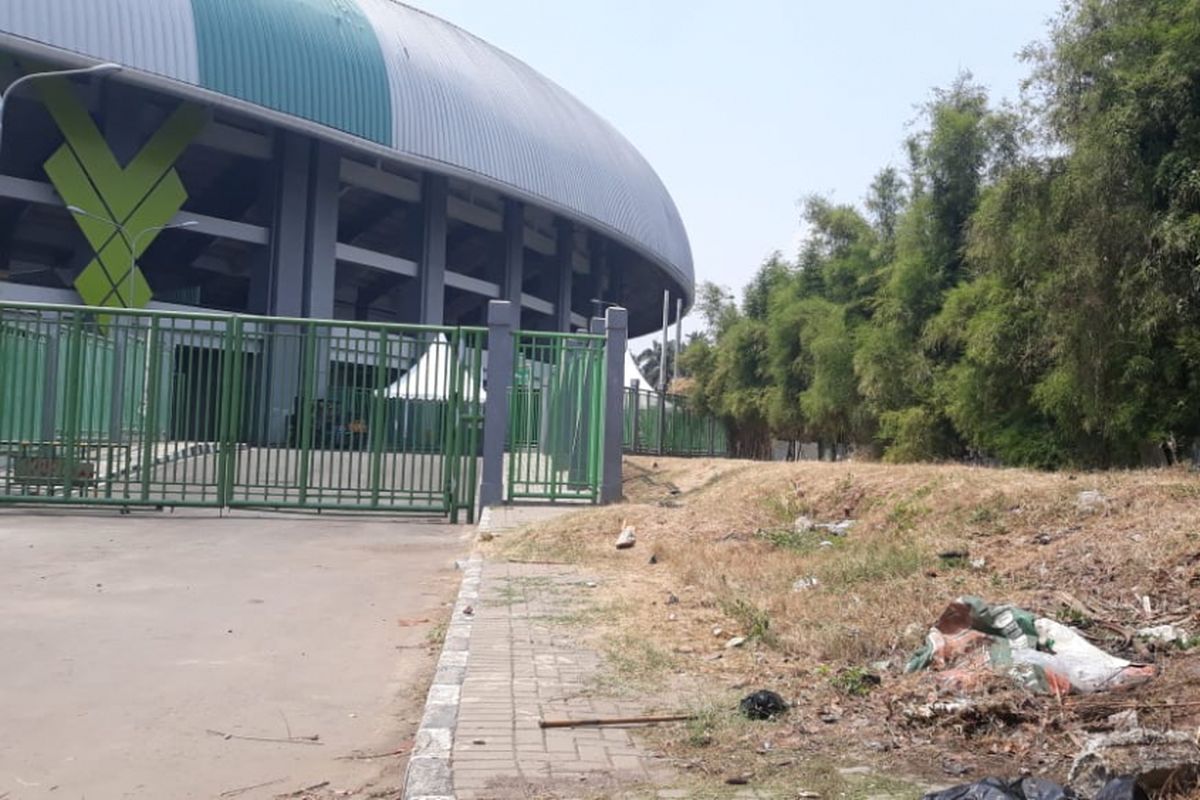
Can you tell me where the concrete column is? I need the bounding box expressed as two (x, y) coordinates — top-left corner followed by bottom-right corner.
(479, 300), (516, 508)
(502, 199), (524, 328)
(554, 221), (573, 332)
(267, 131), (310, 317)
(303, 141), (340, 320)
(600, 306), (627, 504)
(586, 234), (608, 318)
(418, 173), (448, 325)
(261, 132), (324, 444)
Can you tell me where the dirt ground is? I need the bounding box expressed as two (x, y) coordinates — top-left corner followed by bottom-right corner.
(489, 456), (1200, 798)
(0, 508), (468, 799)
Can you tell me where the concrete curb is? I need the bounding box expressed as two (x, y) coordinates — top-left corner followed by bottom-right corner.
(402, 554), (481, 800)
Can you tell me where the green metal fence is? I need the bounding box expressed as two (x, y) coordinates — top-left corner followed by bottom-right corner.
(0, 302), (484, 520)
(506, 330), (605, 502)
(623, 386), (729, 457)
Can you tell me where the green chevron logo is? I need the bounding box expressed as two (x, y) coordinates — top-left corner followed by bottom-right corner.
(33, 75), (206, 311)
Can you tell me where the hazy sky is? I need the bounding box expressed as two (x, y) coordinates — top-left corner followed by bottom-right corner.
(405, 0), (1061, 332)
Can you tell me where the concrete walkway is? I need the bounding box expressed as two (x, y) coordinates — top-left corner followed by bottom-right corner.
(0, 509), (469, 799)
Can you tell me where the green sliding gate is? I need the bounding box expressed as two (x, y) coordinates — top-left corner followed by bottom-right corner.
(0, 302), (484, 521)
(507, 330), (605, 502)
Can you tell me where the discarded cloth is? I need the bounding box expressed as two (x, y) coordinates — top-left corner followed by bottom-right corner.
(906, 597), (1154, 694)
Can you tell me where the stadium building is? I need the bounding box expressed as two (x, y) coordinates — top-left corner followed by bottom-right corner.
(0, 0), (693, 336)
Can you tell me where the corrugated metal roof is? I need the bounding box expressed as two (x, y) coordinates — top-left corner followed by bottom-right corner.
(191, 0), (392, 145)
(0, 0), (693, 293)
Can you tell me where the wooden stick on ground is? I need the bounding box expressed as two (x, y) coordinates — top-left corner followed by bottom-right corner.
(539, 714), (694, 729)
(205, 728), (322, 746)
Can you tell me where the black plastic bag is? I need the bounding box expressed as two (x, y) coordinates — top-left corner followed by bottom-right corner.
(1093, 778), (1148, 800)
(738, 689), (788, 720)
(924, 777), (1074, 800)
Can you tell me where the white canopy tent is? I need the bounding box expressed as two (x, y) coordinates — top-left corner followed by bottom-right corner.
(624, 347), (654, 390)
(382, 335), (486, 402)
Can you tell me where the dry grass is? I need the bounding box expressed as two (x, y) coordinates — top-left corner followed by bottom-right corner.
(489, 456), (1200, 792)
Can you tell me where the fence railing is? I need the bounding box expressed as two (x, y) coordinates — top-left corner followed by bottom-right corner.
(622, 386), (729, 457)
(506, 330), (606, 502)
(0, 302), (484, 520)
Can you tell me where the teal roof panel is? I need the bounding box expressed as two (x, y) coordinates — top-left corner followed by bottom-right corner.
(190, 0), (391, 145)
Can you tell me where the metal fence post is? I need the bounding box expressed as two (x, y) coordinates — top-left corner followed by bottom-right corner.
(600, 306), (627, 504)
(479, 300), (516, 508)
(630, 379), (639, 454)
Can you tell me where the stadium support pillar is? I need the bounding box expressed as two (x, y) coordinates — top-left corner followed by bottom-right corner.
(503, 199), (524, 328)
(554, 221), (573, 332)
(418, 173), (447, 325)
(480, 300), (516, 508)
(268, 132), (310, 317)
(586, 234), (608, 318)
(600, 307), (627, 504)
(304, 141), (340, 321)
(261, 133), (340, 443)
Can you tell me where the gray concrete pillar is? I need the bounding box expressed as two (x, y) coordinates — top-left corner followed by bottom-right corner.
(586, 234), (608, 318)
(267, 131), (310, 317)
(479, 300), (516, 508)
(600, 306), (627, 504)
(503, 199), (524, 328)
(554, 221), (573, 332)
(262, 132), (337, 444)
(418, 173), (448, 325)
(303, 141), (340, 320)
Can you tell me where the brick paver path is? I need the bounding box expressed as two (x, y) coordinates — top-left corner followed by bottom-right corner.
(452, 561), (671, 799)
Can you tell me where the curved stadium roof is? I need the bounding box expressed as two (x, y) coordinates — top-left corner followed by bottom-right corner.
(0, 0), (693, 297)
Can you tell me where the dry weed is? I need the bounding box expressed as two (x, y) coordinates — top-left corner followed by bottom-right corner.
(493, 456), (1200, 790)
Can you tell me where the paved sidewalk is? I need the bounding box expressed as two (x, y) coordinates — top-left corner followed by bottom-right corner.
(452, 561), (671, 799)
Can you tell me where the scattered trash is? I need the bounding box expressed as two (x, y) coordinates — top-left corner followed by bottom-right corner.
(818, 706), (843, 724)
(1076, 490), (1108, 514)
(712, 625), (725, 638)
(970, 557), (988, 570)
(819, 519), (856, 536)
(667, 613), (677, 621)
(666, 592), (679, 605)
(939, 550), (970, 564)
(819, 540), (834, 548)
(461, 605), (474, 617)
(725, 636), (747, 649)
(792, 516), (855, 536)
(906, 597), (1155, 694)
(1136, 624), (1190, 646)
(585, 581), (598, 588)
(792, 576), (821, 592)
(725, 775), (751, 785)
(615, 524), (636, 549)
(924, 776), (1076, 800)
(1093, 777), (1148, 800)
(902, 699), (974, 722)
(648, 553), (658, 565)
(739, 689), (788, 720)
(1069, 728), (1200, 798)
(1106, 709), (1139, 732)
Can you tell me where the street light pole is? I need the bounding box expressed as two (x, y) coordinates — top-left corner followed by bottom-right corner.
(0, 63), (121, 157)
(66, 205), (198, 307)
